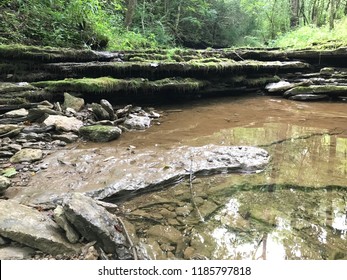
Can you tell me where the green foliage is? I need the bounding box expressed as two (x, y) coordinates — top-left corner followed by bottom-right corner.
(0, 0), (346, 50)
(273, 17), (347, 49)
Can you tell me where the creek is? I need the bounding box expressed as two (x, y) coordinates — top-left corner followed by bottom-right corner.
(12, 94), (347, 260)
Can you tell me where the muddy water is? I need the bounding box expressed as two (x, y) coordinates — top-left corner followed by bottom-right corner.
(14, 95), (347, 259)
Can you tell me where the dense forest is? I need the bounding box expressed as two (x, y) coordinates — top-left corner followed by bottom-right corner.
(1, 0), (347, 50)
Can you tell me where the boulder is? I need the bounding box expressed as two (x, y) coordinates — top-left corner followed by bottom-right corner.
(0, 175), (11, 192)
(91, 103), (110, 120)
(10, 148), (43, 163)
(0, 200), (80, 256)
(100, 99), (116, 121)
(123, 114), (151, 130)
(79, 125), (122, 142)
(43, 115), (83, 132)
(63, 92), (85, 112)
(63, 193), (132, 258)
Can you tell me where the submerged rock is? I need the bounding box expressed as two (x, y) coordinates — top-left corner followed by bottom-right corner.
(0, 200), (80, 256)
(146, 225), (185, 256)
(63, 193), (132, 258)
(79, 125), (122, 142)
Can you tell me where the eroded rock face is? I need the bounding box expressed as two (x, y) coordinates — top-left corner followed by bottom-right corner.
(63, 193), (132, 259)
(0, 200), (80, 256)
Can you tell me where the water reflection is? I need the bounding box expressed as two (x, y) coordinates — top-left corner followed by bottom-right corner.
(205, 188), (347, 260)
(120, 122), (347, 260)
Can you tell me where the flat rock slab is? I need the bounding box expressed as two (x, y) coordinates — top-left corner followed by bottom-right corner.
(0, 200), (80, 256)
(14, 145), (270, 204)
(90, 145), (270, 201)
(284, 85), (347, 98)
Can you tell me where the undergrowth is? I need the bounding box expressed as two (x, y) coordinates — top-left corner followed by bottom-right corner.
(273, 17), (347, 50)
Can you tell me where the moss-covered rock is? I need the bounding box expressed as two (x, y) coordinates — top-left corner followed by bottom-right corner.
(79, 125), (122, 142)
(284, 85), (347, 97)
(0, 44), (118, 62)
(32, 77), (206, 94)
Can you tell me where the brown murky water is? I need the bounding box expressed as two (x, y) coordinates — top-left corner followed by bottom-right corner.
(13, 95), (347, 260)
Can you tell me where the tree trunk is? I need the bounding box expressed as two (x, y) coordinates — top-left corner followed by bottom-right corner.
(290, 0), (300, 27)
(125, 0), (138, 29)
(330, 0), (336, 30)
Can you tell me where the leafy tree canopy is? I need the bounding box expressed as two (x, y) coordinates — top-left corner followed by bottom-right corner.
(0, 0), (346, 49)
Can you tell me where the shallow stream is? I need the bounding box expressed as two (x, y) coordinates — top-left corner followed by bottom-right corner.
(14, 95), (347, 259)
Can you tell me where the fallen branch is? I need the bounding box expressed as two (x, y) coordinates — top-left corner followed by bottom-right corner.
(259, 129), (344, 148)
(189, 157), (204, 223)
(117, 217), (139, 260)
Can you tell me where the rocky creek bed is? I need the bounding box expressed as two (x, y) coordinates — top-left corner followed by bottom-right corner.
(1, 45), (347, 259)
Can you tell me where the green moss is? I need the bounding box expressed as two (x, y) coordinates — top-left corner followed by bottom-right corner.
(0, 44), (101, 62)
(79, 125), (121, 142)
(245, 75), (281, 87)
(32, 77), (141, 93)
(128, 56), (149, 62)
(32, 77), (207, 94)
(284, 85), (347, 97)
